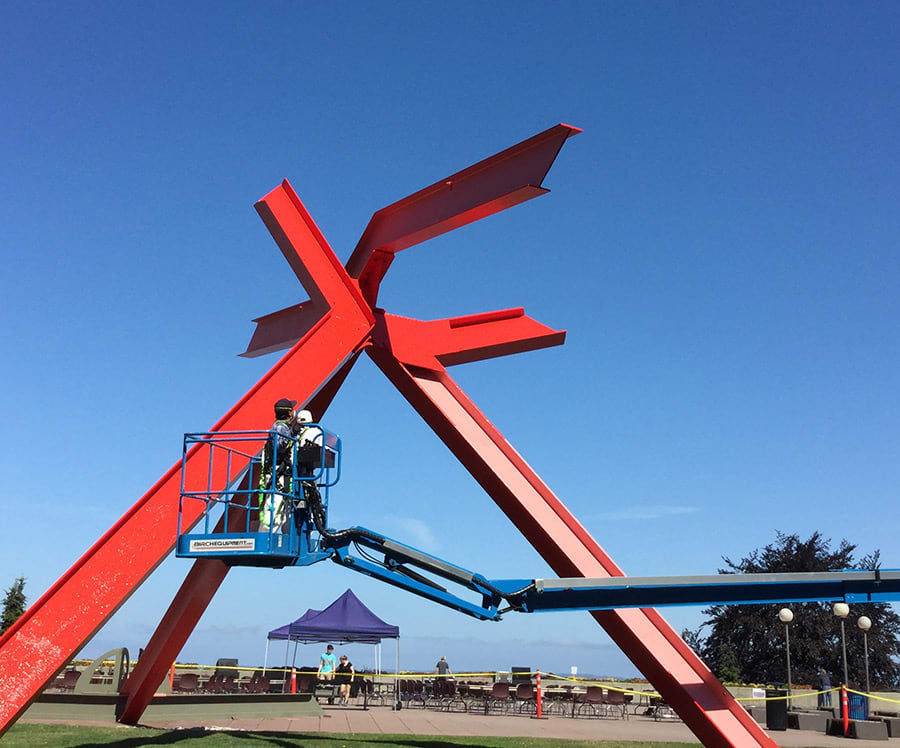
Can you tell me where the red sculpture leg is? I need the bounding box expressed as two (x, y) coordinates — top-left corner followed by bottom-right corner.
(118, 546), (236, 722)
(0, 185), (374, 736)
(368, 311), (776, 748)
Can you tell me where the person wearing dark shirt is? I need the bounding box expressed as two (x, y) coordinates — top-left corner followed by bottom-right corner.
(817, 667), (832, 707)
(433, 656), (452, 677)
(258, 398), (296, 532)
(335, 655), (355, 705)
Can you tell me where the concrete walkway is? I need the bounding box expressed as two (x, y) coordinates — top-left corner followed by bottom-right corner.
(36, 704), (886, 747)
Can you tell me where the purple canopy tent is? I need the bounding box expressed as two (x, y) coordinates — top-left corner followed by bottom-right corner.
(268, 608), (322, 641)
(265, 590), (399, 679)
(263, 607), (321, 674)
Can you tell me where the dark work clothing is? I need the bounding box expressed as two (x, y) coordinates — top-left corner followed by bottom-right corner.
(258, 418), (295, 530)
(335, 662), (354, 684)
(268, 420), (294, 473)
(818, 671), (833, 707)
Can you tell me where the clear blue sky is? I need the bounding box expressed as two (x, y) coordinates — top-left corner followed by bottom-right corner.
(2, 1), (899, 678)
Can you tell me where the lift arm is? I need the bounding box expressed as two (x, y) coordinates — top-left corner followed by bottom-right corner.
(176, 434), (900, 619)
(319, 526), (516, 621)
(507, 569), (900, 612)
(309, 507), (900, 618)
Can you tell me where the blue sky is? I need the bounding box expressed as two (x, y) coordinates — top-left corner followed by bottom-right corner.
(2, 2), (899, 678)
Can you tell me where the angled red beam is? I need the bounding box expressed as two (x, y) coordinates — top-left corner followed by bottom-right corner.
(367, 312), (776, 748)
(241, 179), (375, 358)
(240, 300), (318, 358)
(372, 309), (565, 371)
(119, 486), (251, 722)
(347, 123), (581, 305)
(118, 354), (359, 723)
(260, 180), (375, 324)
(245, 125), (579, 356)
(0, 186), (375, 737)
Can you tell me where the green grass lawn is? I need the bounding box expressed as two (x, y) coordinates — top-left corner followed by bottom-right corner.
(5, 724), (700, 748)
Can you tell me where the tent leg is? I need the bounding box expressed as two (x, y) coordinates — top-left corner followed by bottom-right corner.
(395, 638), (400, 710)
(263, 639), (270, 672)
(283, 640), (290, 693)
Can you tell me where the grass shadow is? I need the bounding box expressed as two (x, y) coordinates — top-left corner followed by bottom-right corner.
(64, 727), (606, 748)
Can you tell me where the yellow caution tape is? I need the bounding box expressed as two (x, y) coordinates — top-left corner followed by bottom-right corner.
(155, 665), (898, 705)
(735, 687), (838, 702)
(539, 672), (660, 698)
(846, 688), (900, 705)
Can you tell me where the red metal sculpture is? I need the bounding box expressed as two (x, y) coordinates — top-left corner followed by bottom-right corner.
(0, 124), (776, 746)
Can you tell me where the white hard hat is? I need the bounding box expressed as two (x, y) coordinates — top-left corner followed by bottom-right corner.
(295, 409), (314, 423)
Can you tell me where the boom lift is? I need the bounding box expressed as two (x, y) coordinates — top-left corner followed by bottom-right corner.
(177, 427), (900, 619)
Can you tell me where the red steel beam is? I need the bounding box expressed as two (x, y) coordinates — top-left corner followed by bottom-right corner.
(244, 125), (580, 359)
(240, 300), (319, 358)
(0, 184), (375, 736)
(367, 311), (777, 748)
(118, 492), (250, 722)
(373, 309), (565, 370)
(242, 179), (376, 358)
(347, 123), (581, 306)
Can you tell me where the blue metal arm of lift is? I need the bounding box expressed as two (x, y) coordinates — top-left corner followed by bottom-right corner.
(320, 525), (528, 621)
(500, 569), (900, 612)
(329, 546), (501, 621)
(174, 429), (900, 618)
(312, 521), (900, 620)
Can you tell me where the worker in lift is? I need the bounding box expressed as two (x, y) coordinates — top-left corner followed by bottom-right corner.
(292, 409), (323, 516)
(258, 397), (296, 532)
(292, 409), (323, 469)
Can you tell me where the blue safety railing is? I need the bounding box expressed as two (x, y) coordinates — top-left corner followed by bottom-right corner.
(175, 425), (341, 566)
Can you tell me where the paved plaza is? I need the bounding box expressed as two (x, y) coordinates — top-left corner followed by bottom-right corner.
(21, 705), (897, 747)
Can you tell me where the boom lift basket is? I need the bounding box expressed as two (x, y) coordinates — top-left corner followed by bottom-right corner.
(175, 426), (341, 567)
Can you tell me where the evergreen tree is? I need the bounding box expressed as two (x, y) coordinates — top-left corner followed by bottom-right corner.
(715, 639), (742, 683)
(683, 532), (900, 688)
(1, 576), (27, 635)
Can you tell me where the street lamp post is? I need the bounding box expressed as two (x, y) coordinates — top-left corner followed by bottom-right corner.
(778, 608), (794, 707)
(834, 603), (850, 687)
(857, 616), (872, 694)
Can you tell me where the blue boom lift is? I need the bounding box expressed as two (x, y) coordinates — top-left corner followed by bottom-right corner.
(177, 428), (900, 619)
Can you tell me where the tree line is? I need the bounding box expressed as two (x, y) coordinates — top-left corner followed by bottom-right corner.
(682, 531), (900, 690)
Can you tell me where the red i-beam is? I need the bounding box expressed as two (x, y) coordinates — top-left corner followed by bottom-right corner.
(0, 124), (776, 746)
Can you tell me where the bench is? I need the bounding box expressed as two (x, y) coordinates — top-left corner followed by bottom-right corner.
(788, 711), (828, 732)
(871, 715), (900, 738)
(826, 718), (889, 740)
(746, 705), (766, 724)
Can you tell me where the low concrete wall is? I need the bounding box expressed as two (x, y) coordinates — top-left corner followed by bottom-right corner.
(23, 692), (323, 723)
